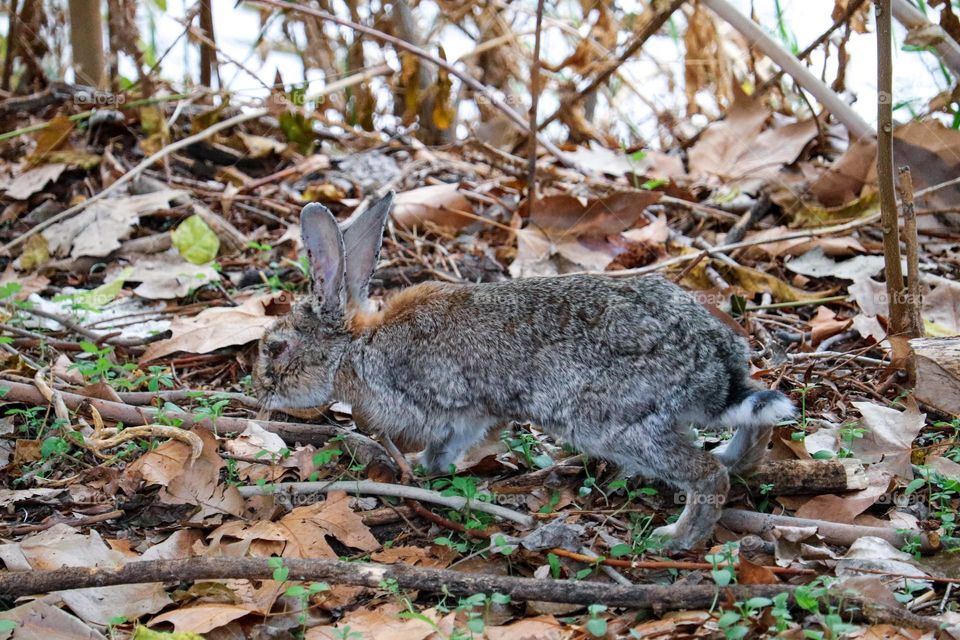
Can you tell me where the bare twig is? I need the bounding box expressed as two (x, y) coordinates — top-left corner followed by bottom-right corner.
(702, 0), (874, 140)
(527, 0), (545, 209)
(898, 167), (924, 340)
(720, 508), (940, 553)
(876, 0), (909, 339)
(237, 480), (535, 527)
(537, 0), (685, 132)
(251, 0), (574, 168)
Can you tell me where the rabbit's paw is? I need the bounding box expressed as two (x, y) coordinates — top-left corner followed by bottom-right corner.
(651, 522), (702, 551)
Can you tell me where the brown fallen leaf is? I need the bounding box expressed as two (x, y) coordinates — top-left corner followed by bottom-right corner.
(687, 93), (816, 186)
(510, 191), (661, 277)
(486, 615), (574, 640)
(849, 399), (927, 479)
(0, 163), (67, 200)
(912, 337), (960, 419)
(809, 306), (853, 346)
(0, 600), (105, 640)
(117, 249), (221, 300)
(276, 491), (381, 558)
(149, 603), (253, 634)
(141, 291), (288, 362)
(150, 428), (245, 523)
(307, 603), (454, 640)
(794, 467), (892, 524)
(393, 182), (474, 230)
(0, 524), (170, 625)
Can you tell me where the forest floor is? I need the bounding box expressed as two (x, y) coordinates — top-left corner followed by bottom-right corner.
(0, 79), (958, 640)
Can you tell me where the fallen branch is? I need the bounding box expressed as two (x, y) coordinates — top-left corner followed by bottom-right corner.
(735, 459), (867, 495)
(492, 457), (866, 497)
(237, 480), (535, 527)
(892, 0), (960, 78)
(0, 556), (787, 605)
(720, 508), (940, 554)
(0, 556), (947, 629)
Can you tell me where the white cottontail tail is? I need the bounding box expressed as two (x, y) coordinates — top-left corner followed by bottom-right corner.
(255, 192), (795, 549)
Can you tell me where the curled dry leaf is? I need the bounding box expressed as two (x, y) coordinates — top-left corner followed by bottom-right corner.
(141, 291), (289, 362)
(393, 182), (474, 230)
(511, 191), (661, 277)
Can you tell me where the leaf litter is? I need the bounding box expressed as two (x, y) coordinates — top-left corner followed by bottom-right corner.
(1, 14), (959, 640)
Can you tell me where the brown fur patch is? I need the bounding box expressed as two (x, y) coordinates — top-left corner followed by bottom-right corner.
(346, 282), (447, 336)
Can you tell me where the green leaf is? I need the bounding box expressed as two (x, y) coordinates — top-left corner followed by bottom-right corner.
(711, 568), (733, 586)
(56, 268), (133, 309)
(585, 617), (607, 637)
(744, 597), (772, 610)
(609, 543), (633, 558)
(0, 620), (16, 632)
(904, 478), (925, 495)
(717, 611), (741, 628)
(273, 566), (289, 582)
(171, 215), (220, 264)
(811, 449), (836, 460)
(285, 585), (307, 597)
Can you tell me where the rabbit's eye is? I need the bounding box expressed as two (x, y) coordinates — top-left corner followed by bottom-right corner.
(265, 340), (287, 358)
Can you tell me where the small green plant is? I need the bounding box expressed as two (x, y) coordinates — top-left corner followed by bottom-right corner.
(838, 422), (866, 458)
(585, 604), (607, 637)
(705, 543), (737, 587)
(502, 426), (552, 469)
(69, 342), (137, 387)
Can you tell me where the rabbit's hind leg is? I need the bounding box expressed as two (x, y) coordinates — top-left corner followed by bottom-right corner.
(651, 439), (729, 550)
(600, 429), (729, 550)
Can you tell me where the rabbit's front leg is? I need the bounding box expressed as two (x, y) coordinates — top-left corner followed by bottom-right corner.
(420, 417), (495, 474)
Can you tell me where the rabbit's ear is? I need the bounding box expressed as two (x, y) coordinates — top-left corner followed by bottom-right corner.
(300, 202), (345, 312)
(339, 191), (394, 307)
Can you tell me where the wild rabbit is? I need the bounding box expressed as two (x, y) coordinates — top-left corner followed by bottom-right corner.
(255, 191), (795, 550)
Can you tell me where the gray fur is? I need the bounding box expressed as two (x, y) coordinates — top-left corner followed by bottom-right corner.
(255, 202), (795, 551)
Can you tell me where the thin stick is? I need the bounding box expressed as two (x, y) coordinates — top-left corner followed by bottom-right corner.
(756, 0), (869, 95)
(527, 0), (545, 210)
(537, 0), (684, 132)
(251, 0), (573, 168)
(0, 107), (267, 256)
(237, 480), (535, 527)
(701, 0), (874, 140)
(875, 0), (908, 338)
(898, 167), (923, 340)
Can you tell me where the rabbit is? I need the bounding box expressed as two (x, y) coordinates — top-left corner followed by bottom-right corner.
(254, 191), (796, 550)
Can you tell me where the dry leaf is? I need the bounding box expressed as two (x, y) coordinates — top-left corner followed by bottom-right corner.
(3, 524), (169, 625)
(118, 249), (221, 300)
(141, 291), (288, 361)
(912, 337), (960, 416)
(149, 604), (252, 634)
(158, 428), (245, 522)
(0, 600), (105, 640)
(307, 604), (453, 640)
(850, 400), (926, 479)
(393, 183), (474, 230)
(43, 189), (183, 258)
(0, 163), (67, 200)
